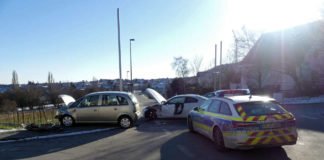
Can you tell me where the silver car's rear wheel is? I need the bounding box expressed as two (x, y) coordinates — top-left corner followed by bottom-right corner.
(119, 116), (133, 129)
(61, 115), (74, 127)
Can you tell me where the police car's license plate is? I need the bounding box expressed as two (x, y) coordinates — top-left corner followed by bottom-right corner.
(262, 123), (281, 129)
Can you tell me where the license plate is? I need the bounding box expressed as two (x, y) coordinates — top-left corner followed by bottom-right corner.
(262, 123), (281, 129)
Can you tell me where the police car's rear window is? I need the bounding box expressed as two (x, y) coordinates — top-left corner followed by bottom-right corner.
(236, 101), (287, 116)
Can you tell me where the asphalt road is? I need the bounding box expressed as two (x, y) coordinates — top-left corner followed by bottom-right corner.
(0, 102), (324, 160)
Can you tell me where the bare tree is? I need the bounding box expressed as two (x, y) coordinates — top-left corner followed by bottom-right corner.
(172, 57), (190, 78)
(190, 55), (203, 76)
(227, 26), (260, 63)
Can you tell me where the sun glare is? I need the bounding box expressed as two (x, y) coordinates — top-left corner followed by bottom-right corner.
(227, 0), (323, 31)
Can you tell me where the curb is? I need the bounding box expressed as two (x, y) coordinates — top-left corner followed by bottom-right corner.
(0, 128), (117, 144)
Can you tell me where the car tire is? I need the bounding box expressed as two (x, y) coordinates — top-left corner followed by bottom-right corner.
(60, 115), (75, 127)
(187, 117), (195, 133)
(145, 109), (157, 121)
(118, 116), (133, 129)
(213, 127), (226, 151)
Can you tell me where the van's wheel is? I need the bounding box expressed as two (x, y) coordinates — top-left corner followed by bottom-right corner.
(118, 116), (133, 129)
(213, 127), (226, 151)
(187, 117), (195, 133)
(60, 115), (75, 127)
(145, 109), (157, 120)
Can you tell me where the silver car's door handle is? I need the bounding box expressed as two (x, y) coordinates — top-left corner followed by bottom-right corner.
(94, 109), (98, 112)
(114, 108), (117, 111)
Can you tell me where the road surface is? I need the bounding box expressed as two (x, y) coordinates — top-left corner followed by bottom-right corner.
(0, 103), (323, 160)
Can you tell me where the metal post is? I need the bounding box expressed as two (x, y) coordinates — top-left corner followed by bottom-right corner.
(215, 44), (217, 67)
(117, 8), (123, 91)
(129, 38), (135, 92)
(219, 41), (222, 89)
(214, 44), (217, 90)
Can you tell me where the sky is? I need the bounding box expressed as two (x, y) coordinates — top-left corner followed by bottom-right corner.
(0, 0), (323, 84)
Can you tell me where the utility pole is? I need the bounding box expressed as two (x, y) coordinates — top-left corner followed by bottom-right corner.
(117, 8), (123, 91)
(219, 41), (222, 89)
(129, 38), (135, 92)
(214, 44), (217, 90)
(215, 44), (217, 67)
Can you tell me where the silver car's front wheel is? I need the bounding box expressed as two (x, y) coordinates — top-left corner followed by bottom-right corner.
(119, 116), (132, 129)
(61, 116), (74, 127)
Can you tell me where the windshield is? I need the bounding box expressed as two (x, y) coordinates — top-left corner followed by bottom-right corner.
(236, 101), (287, 116)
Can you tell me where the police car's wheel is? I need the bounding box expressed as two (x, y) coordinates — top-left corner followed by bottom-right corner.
(187, 117), (195, 132)
(213, 127), (226, 151)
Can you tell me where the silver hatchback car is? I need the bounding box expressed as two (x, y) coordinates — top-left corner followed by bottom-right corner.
(55, 91), (140, 128)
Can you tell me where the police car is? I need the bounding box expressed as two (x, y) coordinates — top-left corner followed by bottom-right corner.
(187, 95), (298, 150)
(143, 88), (207, 119)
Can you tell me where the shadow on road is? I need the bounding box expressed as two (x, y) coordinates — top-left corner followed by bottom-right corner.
(0, 124), (125, 159)
(135, 119), (187, 133)
(161, 131), (291, 160)
(284, 104), (324, 133)
(0, 123), (119, 141)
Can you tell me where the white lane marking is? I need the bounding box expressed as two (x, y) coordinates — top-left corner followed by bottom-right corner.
(0, 128), (117, 144)
(297, 141), (305, 145)
(300, 115), (319, 120)
(177, 145), (194, 158)
(162, 129), (172, 136)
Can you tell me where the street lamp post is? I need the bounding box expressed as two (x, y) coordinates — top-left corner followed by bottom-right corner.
(129, 38), (135, 92)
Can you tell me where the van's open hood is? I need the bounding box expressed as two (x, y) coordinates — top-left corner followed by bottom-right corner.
(58, 94), (76, 106)
(145, 88), (166, 105)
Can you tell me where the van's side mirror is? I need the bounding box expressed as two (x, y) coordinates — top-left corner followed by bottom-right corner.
(161, 101), (166, 105)
(193, 107), (199, 111)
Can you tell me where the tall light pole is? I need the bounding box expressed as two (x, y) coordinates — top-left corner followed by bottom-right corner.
(129, 38), (135, 92)
(214, 44), (217, 90)
(219, 41), (222, 89)
(117, 8), (122, 91)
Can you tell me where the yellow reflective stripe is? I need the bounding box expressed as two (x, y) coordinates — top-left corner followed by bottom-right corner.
(202, 111), (243, 121)
(262, 137), (272, 144)
(258, 115), (267, 121)
(245, 116), (255, 122)
(193, 121), (212, 132)
(256, 131), (264, 137)
(273, 114), (282, 120)
(250, 137), (262, 145)
(241, 112), (247, 118)
(278, 130), (292, 142)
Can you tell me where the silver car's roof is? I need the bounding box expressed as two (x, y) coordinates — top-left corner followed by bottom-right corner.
(86, 91), (132, 96)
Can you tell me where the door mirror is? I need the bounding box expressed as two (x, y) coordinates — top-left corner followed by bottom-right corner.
(161, 101), (166, 105)
(193, 107), (199, 111)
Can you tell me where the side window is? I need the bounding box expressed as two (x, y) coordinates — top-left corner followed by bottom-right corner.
(168, 97), (185, 104)
(219, 102), (232, 115)
(185, 97), (198, 103)
(101, 95), (129, 106)
(117, 96), (129, 105)
(200, 99), (212, 111)
(78, 95), (99, 107)
(102, 95), (119, 106)
(207, 100), (221, 113)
